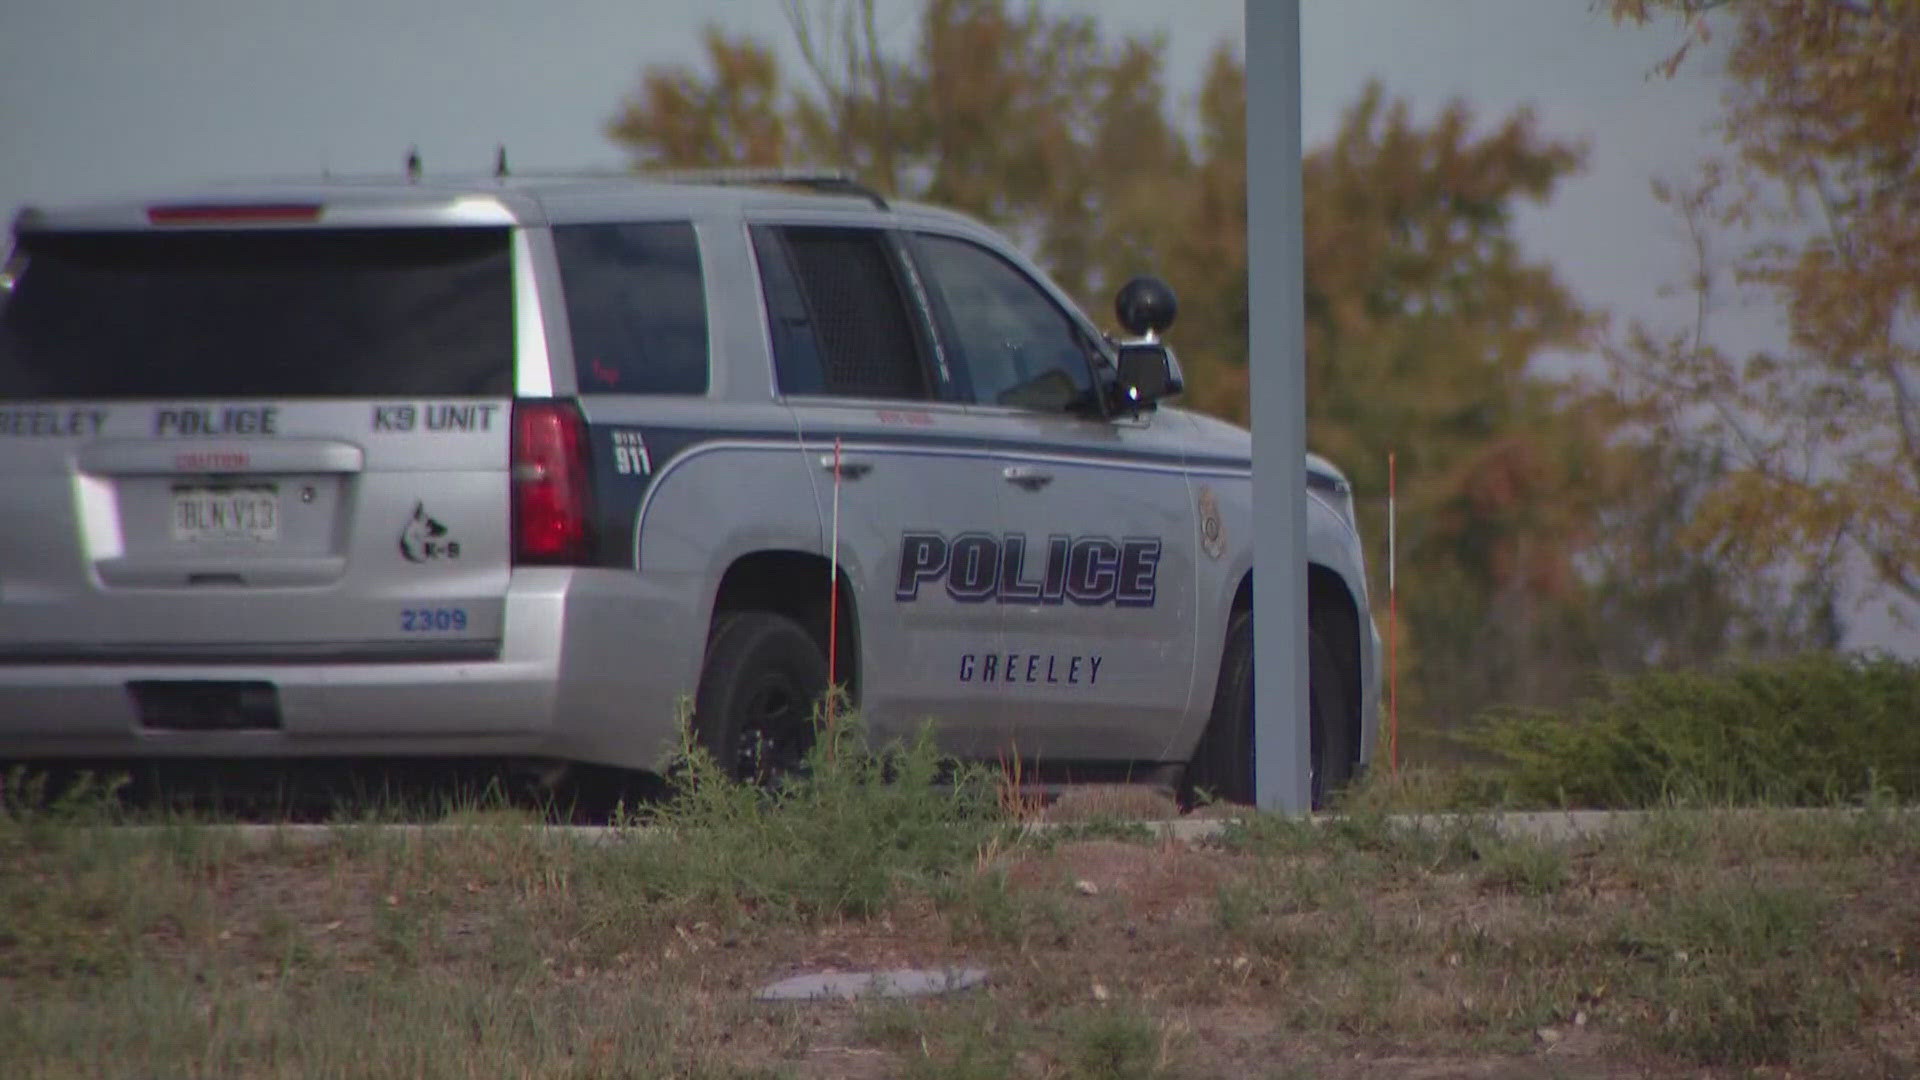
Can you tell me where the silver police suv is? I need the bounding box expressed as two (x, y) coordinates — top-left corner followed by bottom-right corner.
(0, 171), (1379, 805)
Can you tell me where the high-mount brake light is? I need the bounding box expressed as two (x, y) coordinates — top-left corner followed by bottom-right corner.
(510, 400), (595, 565)
(146, 204), (322, 225)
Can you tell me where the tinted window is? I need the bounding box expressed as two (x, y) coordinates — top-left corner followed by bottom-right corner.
(0, 228), (512, 399)
(753, 226), (930, 400)
(913, 234), (1094, 411)
(554, 222), (708, 394)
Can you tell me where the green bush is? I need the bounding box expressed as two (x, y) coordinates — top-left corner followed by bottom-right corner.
(1061, 1005), (1163, 1080)
(1471, 653), (1920, 808)
(1620, 880), (1855, 1068)
(608, 712), (1007, 919)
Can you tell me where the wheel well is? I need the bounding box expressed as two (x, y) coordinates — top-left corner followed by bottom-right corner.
(1228, 566), (1362, 764)
(710, 551), (859, 703)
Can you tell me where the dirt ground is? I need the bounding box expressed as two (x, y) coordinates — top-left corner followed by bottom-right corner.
(4, 797), (1918, 1078)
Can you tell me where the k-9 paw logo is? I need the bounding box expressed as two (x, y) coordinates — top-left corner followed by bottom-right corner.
(399, 502), (462, 563)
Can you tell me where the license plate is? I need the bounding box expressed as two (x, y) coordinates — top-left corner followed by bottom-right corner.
(171, 486), (279, 543)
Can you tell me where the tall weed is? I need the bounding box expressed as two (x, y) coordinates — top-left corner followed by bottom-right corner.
(606, 712), (1007, 919)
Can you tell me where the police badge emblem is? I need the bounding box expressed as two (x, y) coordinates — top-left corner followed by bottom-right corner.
(1198, 485), (1225, 560)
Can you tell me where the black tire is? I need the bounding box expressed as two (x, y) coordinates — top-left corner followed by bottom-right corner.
(1182, 611), (1353, 810)
(1310, 627), (1355, 806)
(692, 611), (828, 785)
(1185, 611), (1255, 806)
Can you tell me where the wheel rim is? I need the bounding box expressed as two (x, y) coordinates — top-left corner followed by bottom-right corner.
(734, 672), (813, 784)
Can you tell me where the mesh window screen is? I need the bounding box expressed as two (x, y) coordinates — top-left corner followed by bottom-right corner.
(783, 229), (928, 400)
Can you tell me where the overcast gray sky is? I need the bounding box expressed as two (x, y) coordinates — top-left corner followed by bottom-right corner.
(0, 0), (1733, 384)
(1, 0), (1721, 325)
(0, 0), (1727, 330)
(6, 0), (1903, 651)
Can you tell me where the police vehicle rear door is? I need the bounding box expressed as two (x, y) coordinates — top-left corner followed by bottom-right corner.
(749, 223), (1010, 753)
(0, 198), (523, 669)
(904, 230), (1199, 764)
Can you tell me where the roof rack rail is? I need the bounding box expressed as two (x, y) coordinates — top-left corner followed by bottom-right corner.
(637, 168), (890, 210)
(275, 166), (894, 209)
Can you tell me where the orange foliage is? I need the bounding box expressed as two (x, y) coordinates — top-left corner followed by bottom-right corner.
(1607, 0), (1920, 603)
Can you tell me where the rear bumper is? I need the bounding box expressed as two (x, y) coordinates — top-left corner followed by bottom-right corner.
(0, 568), (705, 772)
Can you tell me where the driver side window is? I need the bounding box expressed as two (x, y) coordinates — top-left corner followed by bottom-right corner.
(911, 233), (1096, 412)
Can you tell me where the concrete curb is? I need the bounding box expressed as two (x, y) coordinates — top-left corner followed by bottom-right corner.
(99, 806), (1914, 850)
(1030, 810), (1651, 844)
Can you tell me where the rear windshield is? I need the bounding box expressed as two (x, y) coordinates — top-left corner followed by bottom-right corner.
(0, 228), (514, 399)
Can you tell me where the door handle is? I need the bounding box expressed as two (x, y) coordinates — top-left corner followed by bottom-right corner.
(1002, 465), (1053, 491)
(819, 454), (872, 480)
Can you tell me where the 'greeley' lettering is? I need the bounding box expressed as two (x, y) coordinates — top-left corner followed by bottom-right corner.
(154, 407), (278, 437)
(0, 408), (106, 438)
(960, 652), (1104, 685)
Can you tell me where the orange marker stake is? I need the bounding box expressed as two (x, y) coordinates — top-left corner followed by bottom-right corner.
(1388, 451), (1398, 775)
(827, 436), (842, 733)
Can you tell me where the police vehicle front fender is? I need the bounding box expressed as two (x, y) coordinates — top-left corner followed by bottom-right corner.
(1173, 471), (1376, 772)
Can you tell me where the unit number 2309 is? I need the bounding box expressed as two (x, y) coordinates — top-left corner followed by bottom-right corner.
(401, 608), (468, 632)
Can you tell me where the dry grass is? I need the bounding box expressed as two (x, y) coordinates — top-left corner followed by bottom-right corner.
(3, 776), (1918, 1078)
(1040, 785), (1182, 824)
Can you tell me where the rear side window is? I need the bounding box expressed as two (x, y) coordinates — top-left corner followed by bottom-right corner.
(0, 228), (512, 399)
(553, 222), (708, 395)
(751, 226), (931, 400)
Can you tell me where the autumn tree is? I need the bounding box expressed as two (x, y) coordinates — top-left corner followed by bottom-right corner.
(607, 28), (791, 167)
(1166, 69), (1651, 722)
(608, 0), (1191, 305)
(607, 1), (1830, 731)
(1583, 435), (1845, 668)
(1606, 0), (1920, 612)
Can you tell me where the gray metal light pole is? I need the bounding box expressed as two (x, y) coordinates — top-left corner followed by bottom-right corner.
(1247, 0), (1311, 811)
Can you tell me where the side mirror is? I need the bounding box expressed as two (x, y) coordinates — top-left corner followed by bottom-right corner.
(1115, 341), (1183, 409)
(1115, 276), (1178, 339)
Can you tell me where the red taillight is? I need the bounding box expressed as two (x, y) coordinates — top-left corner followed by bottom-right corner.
(146, 204), (322, 225)
(511, 400), (595, 565)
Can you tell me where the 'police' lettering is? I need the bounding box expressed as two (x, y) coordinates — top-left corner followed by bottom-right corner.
(1041, 535), (1070, 602)
(997, 535), (1044, 602)
(155, 407), (278, 437)
(946, 533), (1000, 602)
(1067, 538), (1120, 605)
(896, 532), (948, 600)
(897, 531), (1160, 607)
(1116, 538), (1160, 608)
